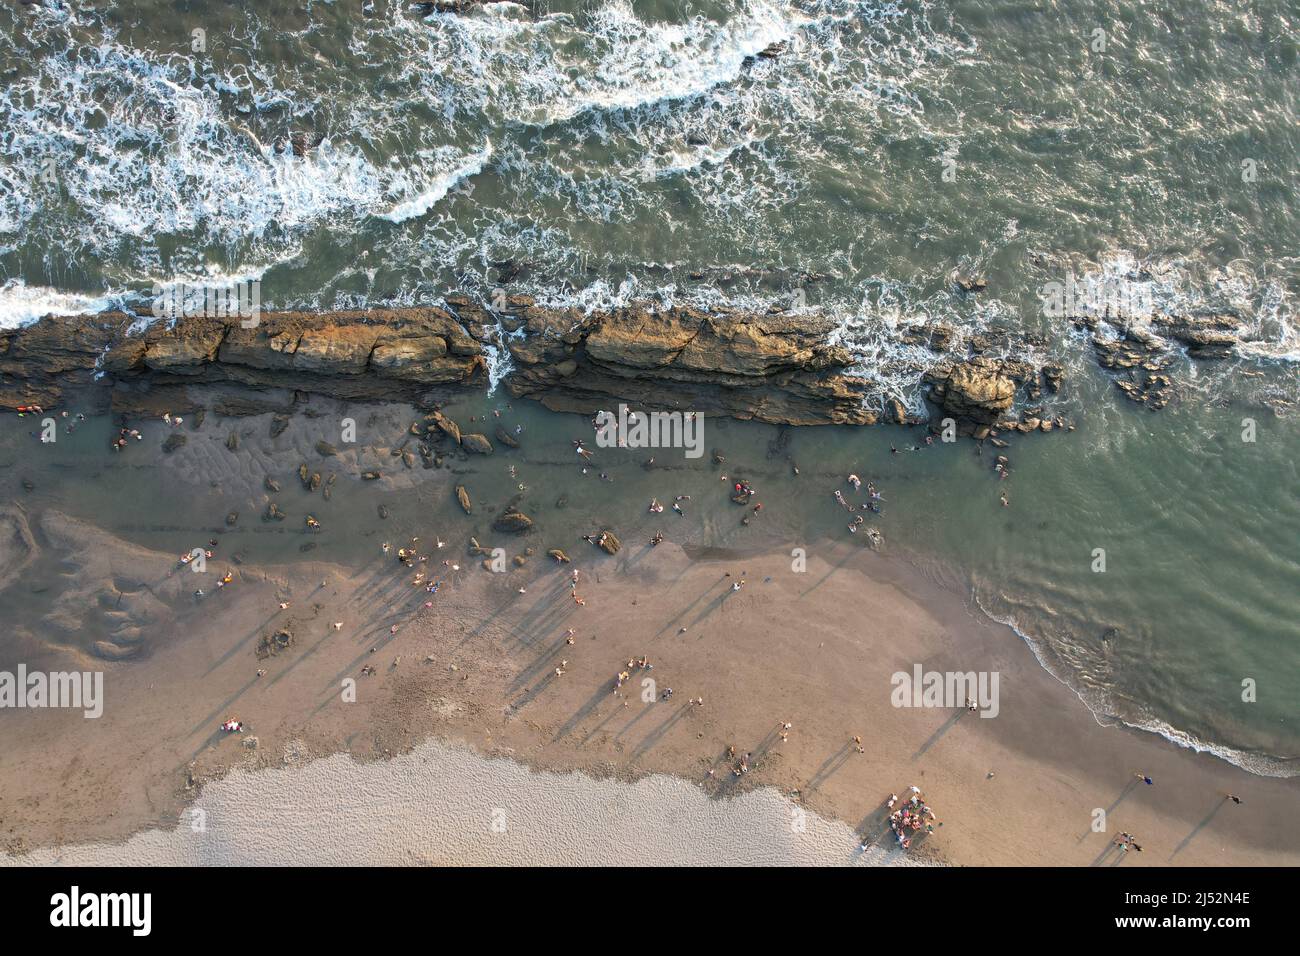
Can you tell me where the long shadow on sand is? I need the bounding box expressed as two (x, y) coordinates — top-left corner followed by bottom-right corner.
(805, 741), (856, 795)
(912, 708), (967, 760)
(1169, 798), (1227, 861)
(1075, 779), (1141, 843)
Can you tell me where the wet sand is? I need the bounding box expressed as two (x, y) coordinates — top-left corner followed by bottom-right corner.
(1, 500), (1296, 865)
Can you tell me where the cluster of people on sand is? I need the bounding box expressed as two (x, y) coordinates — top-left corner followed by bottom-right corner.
(880, 786), (939, 850)
(646, 495), (689, 517)
(178, 543), (215, 567)
(393, 537), (429, 568)
(612, 655), (653, 693)
(1113, 832), (1143, 853)
(729, 745), (752, 777)
(382, 537), (456, 596)
(570, 568), (585, 606)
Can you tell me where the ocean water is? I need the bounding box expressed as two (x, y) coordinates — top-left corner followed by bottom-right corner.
(0, 1), (1296, 773)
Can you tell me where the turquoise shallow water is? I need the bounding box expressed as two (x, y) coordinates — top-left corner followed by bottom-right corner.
(0, 0), (1296, 770)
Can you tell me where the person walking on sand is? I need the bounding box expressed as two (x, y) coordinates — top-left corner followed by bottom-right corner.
(1226, 794), (1243, 805)
(1134, 772), (1153, 786)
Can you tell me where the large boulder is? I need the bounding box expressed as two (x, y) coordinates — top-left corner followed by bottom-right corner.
(429, 411), (462, 443)
(492, 508), (533, 534)
(927, 357), (1031, 424)
(461, 433), (493, 455)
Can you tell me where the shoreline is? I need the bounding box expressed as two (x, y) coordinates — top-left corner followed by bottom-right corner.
(1, 504), (1295, 865)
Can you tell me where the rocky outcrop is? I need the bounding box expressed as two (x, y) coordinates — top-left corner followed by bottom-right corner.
(0, 305), (1017, 428)
(1151, 314), (1243, 360)
(0, 299), (1079, 432)
(0, 308), (486, 412)
(497, 304), (879, 426)
(492, 508), (533, 534)
(0, 312), (131, 409)
(924, 357), (1037, 425)
(1069, 312), (1248, 408)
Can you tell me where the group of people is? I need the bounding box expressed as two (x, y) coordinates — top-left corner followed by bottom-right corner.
(1112, 832), (1143, 853)
(880, 786), (939, 851)
(612, 655), (654, 693)
(836, 475), (885, 533)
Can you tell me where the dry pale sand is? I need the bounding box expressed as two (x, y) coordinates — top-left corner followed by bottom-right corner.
(1, 508), (1297, 865)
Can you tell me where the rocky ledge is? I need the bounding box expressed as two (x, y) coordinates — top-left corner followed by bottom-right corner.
(0, 298), (1253, 428)
(0, 308), (486, 414)
(489, 302), (879, 425)
(0, 303), (884, 426)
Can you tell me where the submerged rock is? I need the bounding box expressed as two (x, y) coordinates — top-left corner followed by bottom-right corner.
(316, 440), (338, 456)
(162, 433), (187, 453)
(461, 433), (493, 454)
(494, 425), (519, 448)
(429, 410), (462, 443)
(492, 507), (533, 534)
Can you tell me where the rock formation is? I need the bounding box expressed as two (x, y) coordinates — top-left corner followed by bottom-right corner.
(1, 297), (1253, 431)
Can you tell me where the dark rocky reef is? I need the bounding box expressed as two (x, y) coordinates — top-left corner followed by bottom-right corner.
(1072, 312), (1248, 409)
(486, 302), (880, 426)
(0, 297), (1253, 430)
(0, 308), (486, 414)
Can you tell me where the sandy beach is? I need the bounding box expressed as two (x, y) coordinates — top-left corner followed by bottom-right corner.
(2, 480), (1296, 865)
